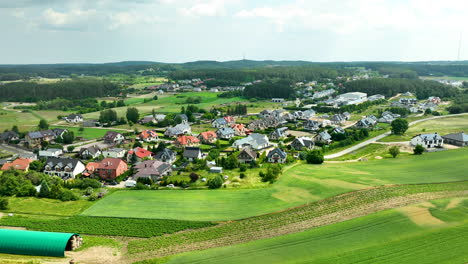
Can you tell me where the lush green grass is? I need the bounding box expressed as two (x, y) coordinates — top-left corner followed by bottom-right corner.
(50, 126), (118, 140)
(0, 215), (213, 237)
(157, 198), (468, 264)
(82, 148), (468, 221)
(77, 235), (123, 252)
(5, 197), (93, 216)
(379, 115), (468, 142)
(329, 143), (390, 161)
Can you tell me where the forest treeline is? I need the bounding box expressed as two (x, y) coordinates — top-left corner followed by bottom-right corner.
(342, 78), (459, 99)
(0, 79), (121, 102)
(168, 66), (342, 83)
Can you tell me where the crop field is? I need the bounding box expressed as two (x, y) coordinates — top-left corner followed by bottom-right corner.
(380, 115), (468, 142)
(126, 181), (468, 259)
(0, 215), (213, 238)
(158, 197), (468, 264)
(82, 148), (468, 221)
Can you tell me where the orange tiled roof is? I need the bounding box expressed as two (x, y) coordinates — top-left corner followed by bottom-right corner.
(175, 135), (200, 145)
(1, 158), (32, 171)
(200, 131), (217, 140)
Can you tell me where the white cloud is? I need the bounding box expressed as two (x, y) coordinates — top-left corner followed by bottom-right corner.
(178, 0), (238, 17)
(41, 8), (97, 30)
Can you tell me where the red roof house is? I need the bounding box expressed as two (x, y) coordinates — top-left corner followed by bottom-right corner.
(198, 131), (217, 144)
(95, 158), (128, 180)
(1, 158), (33, 171)
(174, 135), (200, 148)
(127, 147), (153, 162)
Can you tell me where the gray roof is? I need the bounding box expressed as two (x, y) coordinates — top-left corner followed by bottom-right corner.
(267, 148), (287, 159)
(213, 118), (228, 125)
(79, 145), (101, 156)
(134, 160), (171, 178)
(415, 133), (443, 141)
(155, 148), (176, 160)
(217, 127), (235, 136)
(0, 131), (19, 141)
(183, 147), (202, 158)
(318, 131), (332, 141)
(28, 130), (55, 139)
(45, 157), (81, 169)
(442, 132), (468, 142)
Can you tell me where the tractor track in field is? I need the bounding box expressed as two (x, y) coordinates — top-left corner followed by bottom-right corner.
(124, 183), (468, 263)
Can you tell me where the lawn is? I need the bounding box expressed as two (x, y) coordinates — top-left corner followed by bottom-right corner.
(6, 197), (93, 216)
(159, 198), (468, 264)
(82, 148), (468, 221)
(50, 126), (118, 140)
(379, 115), (468, 142)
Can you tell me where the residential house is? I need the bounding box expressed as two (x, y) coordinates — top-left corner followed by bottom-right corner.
(260, 109), (273, 118)
(315, 131), (332, 144)
(19, 153), (37, 161)
(232, 133), (270, 150)
(102, 148), (126, 158)
(330, 114), (346, 125)
(271, 98), (285, 103)
(43, 158), (85, 179)
(442, 132), (468, 147)
(0, 131), (19, 143)
(138, 130), (159, 142)
(26, 130), (56, 147)
(154, 148), (177, 164)
(1, 158), (33, 172)
(39, 148), (63, 158)
(133, 160), (172, 182)
(248, 116), (283, 130)
(175, 114), (188, 123)
(223, 116), (235, 125)
(183, 147), (202, 161)
(237, 147), (257, 164)
(355, 115), (378, 128)
(83, 120), (100, 127)
(303, 110), (316, 120)
(210, 167), (223, 173)
(82, 162), (100, 177)
(52, 128), (68, 138)
(231, 124), (248, 136)
(216, 127), (235, 140)
(399, 98), (418, 105)
(269, 127), (289, 141)
(79, 145), (102, 159)
(291, 137), (314, 151)
(410, 133), (444, 148)
(212, 118), (228, 128)
(332, 127), (346, 134)
(312, 89), (335, 99)
(139, 115), (157, 125)
(198, 131), (217, 144)
(127, 147), (153, 162)
(378, 111), (401, 124)
(155, 114), (167, 122)
(174, 135), (200, 148)
(164, 123), (191, 137)
(95, 158), (128, 180)
(336, 92), (367, 105)
(428, 96), (441, 104)
(267, 148), (287, 163)
(103, 131), (125, 144)
(304, 120), (321, 131)
(64, 114), (83, 123)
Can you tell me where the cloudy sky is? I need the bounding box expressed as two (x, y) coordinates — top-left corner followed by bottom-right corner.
(1, 0), (467, 64)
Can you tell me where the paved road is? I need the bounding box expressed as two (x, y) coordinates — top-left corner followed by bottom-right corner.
(324, 113), (468, 159)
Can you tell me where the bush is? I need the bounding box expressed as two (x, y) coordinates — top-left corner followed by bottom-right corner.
(414, 144), (425, 155)
(391, 118), (409, 135)
(0, 197), (9, 210)
(59, 189), (79, 201)
(189, 172), (199, 182)
(306, 150), (324, 164)
(389, 146), (400, 158)
(239, 173), (246, 179)
(207, 175), (224, 189)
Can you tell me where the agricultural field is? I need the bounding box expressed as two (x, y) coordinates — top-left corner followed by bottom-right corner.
(158, 197), (468, 264)
(380, 115), (468, 142)
(6, 197), (93, 216)
(82, 148), (468, 221)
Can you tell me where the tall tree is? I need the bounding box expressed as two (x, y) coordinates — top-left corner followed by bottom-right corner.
(38, 119), (49, 130)
(126, 107), (140, 123)
(391, 118), (409, 135)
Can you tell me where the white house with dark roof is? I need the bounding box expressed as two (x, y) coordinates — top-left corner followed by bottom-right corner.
(43, 157), (85, 179)
(410, 133), (443, 148)
(65, 114), (83, 123)
(102, 148), (126, 158)
(291, 136), (314, 151)
(267, 148), (287, 163)
(216, 127), (235, 139)
(164, 123), (191, 137)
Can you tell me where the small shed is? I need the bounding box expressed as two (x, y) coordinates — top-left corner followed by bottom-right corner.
(0, 229), (82, 257)
(210, 167), (223, 173)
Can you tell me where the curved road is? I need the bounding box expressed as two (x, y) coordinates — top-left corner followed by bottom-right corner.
(324, 113), (468, 159)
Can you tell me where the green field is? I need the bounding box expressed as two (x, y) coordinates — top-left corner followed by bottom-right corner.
(82, 148), (468, 221)
(159, 198), (468, 264)
(50, 126), (120, 140)
(6, 197), (93, 216)
(380, 115), (468, 142)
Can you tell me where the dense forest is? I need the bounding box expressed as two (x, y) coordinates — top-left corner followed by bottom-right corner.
(168, 66), (341, 83)
(0, 79), (121, 102)
(342, 78), (460, 99)
(243, 80), (294, 99)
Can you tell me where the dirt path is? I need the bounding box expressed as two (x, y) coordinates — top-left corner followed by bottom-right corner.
(398, 204), (445, 227)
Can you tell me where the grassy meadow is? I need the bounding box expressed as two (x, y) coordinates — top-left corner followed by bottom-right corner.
(159, 197), (468, 264)
(380, 115), (468, 142)
(82, 148), (468, 221)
